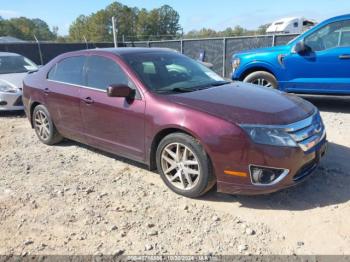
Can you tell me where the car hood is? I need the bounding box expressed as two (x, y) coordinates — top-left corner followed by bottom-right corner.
(234, 45), (290, 57)
(0, 72), (28, 90)
(164, 82), (315, 125)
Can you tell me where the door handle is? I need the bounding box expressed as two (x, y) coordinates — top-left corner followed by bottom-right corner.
(44, 87), (50, 95)
(339, 54), (350, 59)
(82, 97), (94, 104)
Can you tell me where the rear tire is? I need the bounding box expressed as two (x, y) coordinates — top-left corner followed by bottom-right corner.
(156, 133), (215, 198)
(32, 105), (63, 145)
(243, 71), (278, 89)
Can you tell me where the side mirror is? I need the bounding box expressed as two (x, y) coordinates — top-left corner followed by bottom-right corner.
(107, 84), (135, 99)
(293, 40), (309, 54)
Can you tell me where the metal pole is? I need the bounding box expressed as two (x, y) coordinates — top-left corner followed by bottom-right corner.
(112, 16), (117, 48)
(222, 37), (227, 78)
(180, 38), (184, 54)
(272, 34), (276, 47)
(83, 36), (88, 49)
(34, 35), (44, 66)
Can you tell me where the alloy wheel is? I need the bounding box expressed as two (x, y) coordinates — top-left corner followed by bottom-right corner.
(161, 143), (201, 190)
(34, 110), (50, 140)
(252, 78), (273, 87)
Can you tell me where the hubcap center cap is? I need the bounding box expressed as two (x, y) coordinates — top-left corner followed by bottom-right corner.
(177, 162), (184, 170)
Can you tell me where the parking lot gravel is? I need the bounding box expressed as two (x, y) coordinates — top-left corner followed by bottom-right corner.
(0, 95), (349, 255)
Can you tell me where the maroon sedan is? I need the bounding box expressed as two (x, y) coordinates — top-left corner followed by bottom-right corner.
(23, 48), (327, 198)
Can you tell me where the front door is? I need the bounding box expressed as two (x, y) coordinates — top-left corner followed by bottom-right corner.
(283, 19), (350, 94)
(79, 54), (146, 162)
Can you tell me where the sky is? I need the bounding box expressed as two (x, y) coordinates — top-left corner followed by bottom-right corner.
(0, 0), (349, 36)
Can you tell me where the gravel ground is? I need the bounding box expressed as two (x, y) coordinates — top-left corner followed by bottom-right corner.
(0, 95), (349, 256)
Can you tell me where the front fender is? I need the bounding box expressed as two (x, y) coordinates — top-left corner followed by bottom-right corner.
(145, 100), (248, 181)
(234, 60), (278, 80)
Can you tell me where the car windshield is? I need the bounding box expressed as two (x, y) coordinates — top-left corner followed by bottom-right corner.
(0, 55), (38, 74)
(121, 51), (229, 93)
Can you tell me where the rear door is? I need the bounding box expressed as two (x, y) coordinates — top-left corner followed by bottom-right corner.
(79, 54), (146, 162)
(283, 19), (350, 94)
(46, 55), (86, 141)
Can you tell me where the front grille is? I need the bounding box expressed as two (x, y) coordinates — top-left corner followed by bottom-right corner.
(13, 96), (23, 106)
(284, 111), (326, 152)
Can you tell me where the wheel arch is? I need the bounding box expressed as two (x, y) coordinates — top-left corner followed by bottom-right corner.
(29, 101), (41, 128)
(239, 66), (276, 81)
(149, 126), (211, 171)
(238, 62), (277, 81)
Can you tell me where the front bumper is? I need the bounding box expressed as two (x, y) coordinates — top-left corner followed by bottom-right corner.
(217, 138), (327, 195)
(0, 91), (24, 111)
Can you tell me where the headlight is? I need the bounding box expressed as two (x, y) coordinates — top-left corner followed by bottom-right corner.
(232, 57), (241, 71)
(0, 84), (17, 93)
(241, 125), (297, 147)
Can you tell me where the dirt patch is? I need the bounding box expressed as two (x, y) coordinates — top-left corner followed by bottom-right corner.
(0, 96), (349, 255)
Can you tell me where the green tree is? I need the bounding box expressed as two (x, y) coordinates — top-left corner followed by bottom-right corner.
(256, 24), (271, 35)
(68, 1), (182, 42)
(136, 8), (153, 40)
(158, 5), (182, 39)
(0, 17), (55, 40)
(68, 15), (89, 42)
(185, 28), (218, 38)
(31, 18), (56, 40)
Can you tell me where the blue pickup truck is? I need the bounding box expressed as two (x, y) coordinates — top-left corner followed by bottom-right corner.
(232, 14), (350, 94)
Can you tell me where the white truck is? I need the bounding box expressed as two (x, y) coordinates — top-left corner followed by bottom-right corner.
(266, 17), (317, 34)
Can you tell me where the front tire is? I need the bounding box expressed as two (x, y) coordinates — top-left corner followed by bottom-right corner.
(243, 71), (278, 89)
(32, 104), (63, 145)
(156, 133), (215, 198)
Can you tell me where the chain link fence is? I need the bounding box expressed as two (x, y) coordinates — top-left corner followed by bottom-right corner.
(0, 42), (116, 65)
(0, 34), (299, 77)
(126, 34), (299, 77)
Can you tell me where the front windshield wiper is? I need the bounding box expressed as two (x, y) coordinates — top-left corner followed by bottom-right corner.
(155, 81), (231, 94)
(194, 80), (231, 90)
(155, 87), (195, 94)
(207, 81), (231, 87)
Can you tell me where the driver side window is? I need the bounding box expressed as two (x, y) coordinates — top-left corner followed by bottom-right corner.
(305, 20), (350, 51)
(86, 55), (137, 92)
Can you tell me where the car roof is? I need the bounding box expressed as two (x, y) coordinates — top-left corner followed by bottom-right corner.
(63, 47), (178, 57)
(324, 14), (350, 23)
(0, 52), (22, 57)
(102, 47), (178, 55)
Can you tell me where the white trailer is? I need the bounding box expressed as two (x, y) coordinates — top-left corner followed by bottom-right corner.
(266, 17), (317, 34)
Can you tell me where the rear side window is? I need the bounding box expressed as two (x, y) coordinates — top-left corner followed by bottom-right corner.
(86, 55), (129, 91)
(48, 56), (86, 85)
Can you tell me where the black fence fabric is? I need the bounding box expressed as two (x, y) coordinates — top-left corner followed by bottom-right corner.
(125, 34), (298, 77)
(0, 42), (115, 65)
(274, 34), (298, 46)
(225, 36), (273, 77)
(150, 41), (182, 52)
(0, 43), (42, 66)
(0, 34), (298, 77)
(184, 39), (224, 76)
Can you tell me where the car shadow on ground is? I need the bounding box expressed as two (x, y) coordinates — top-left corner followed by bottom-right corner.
(0, 110), (26, 118)
(299, 95), (350, 113)
(60, 139), (350, 211)
(57, 139), (150, 170)
(202, 142), (350, 211)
